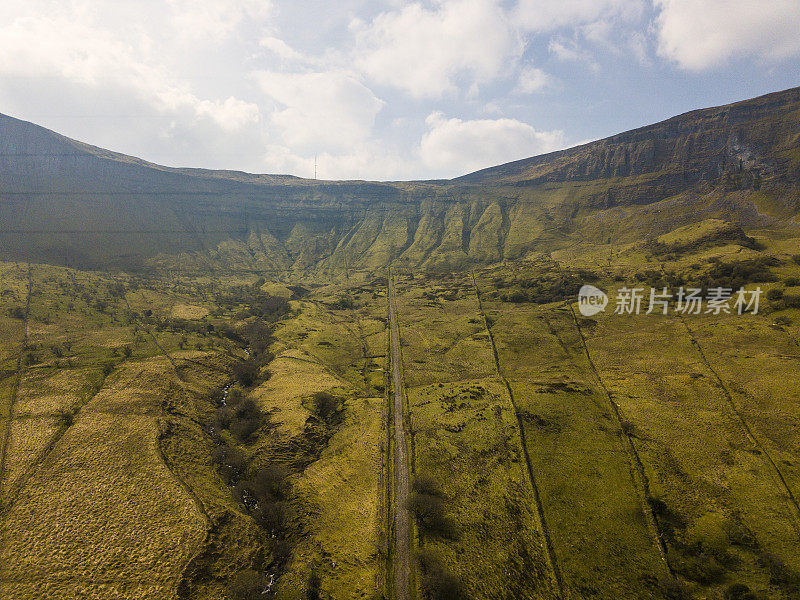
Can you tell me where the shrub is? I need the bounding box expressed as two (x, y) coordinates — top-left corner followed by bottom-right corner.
(215, 287), (289, 320)
(677, 551), (725, 584)
(254, 500), (289, 533)
(784, 289), (800, 308)
(248, 464), (291, 501)
(271, 539), (292, 565)
(7, 306), (25, 319)
(213, 394), (265, 442)
(724, 583), (758, 600)
(55, 409), (75, 428)
(213, 406), (234, 430)
(648, 497), (686, 543)
(658, 576), (691, 600)
(759, 551), (800, 593)
(413, 476), (443, 498)
(287, 285), (310, 299)
(233, 358), (260, 387)
(328, 294), (355, 310)
(230, 414), (261, 442)
(501, 291), (528, 303)
(697, 257), (779, 290)
(784, 277), (800, 286)
(723, 517), (759, 549)
(425, 571), (467, 600)
(234, 398), (258, 419)
(108, 283), (126, 298)
(306, 572), (321, 600)
(211, 445), (247, 484)
(229, 570), (269, 600)
(766, 288), (784, 302)
(408, 492), (455, 537)
(241, 320), (274, 356)
(312, 391), (343, 425)
(418, 550), (467, 600)
(227, 386), (245, 405)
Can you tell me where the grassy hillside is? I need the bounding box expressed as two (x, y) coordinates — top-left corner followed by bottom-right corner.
(2, 87), (800, 274)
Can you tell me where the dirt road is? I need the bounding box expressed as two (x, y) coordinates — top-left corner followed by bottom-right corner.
(388, 273), (411, 600)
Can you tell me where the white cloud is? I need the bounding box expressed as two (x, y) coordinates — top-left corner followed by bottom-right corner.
(0, 11), (260, 132)
(626, 31), (650, 65)
(654, 0), (800, 70)
(259, 36), (304, 61)
(514, 0), (643, 32)
(548, 37), (600, 71)
(579, 19), (651, 64)
(167, 0), (274, 41)
(351, 0), (521, 98)
(515, 67), (556, 94)
(262, 142), (415, 181)
(193, 97), (260, 131)
(419, 112), (565, 177)
(252, 70), (384, 151)
(0, 0), (267, 173)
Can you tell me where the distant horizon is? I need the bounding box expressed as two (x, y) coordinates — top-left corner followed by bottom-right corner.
(5, 83), (797, 185)
(1, 1), (799, 180)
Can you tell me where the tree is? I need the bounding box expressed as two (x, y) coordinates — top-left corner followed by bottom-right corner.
(418, 550), (467, 600)
(233, 358), (260, 387)
(211, 445), (246, 485)
(312, 391), (342, 424)
(408, 491), (454, 537)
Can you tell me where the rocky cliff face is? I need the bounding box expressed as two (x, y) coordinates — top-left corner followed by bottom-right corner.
(1, 87), (799, 272)
(457, 87), (800, 199)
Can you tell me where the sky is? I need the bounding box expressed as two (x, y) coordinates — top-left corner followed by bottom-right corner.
(0, 0), (798, 181)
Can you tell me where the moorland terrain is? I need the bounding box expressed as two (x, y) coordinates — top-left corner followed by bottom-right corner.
(1, 87), (800, 600)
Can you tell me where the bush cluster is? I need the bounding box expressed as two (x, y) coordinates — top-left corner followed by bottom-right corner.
(418, 549), (468, 600)
(695, 257), (779, 290)
(214, 396), (264, 443)
(215, 286), (289, 320)
(408, 476), (456, 538)
(311, 391), (343, 426)
(496, 272), (583, 304)
(759, 551), (800, 595)
(229, 570), (270, 600)
(7, 306), (25, 319)
(233, 464), (293, 535)
(326, 294), (356, 310)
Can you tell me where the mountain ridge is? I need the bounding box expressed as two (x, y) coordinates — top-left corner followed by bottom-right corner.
(1, 86), (799, 272)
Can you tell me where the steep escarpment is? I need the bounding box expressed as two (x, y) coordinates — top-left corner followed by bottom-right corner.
(1, 86), (799, 272)
(457, 87), (800, 193)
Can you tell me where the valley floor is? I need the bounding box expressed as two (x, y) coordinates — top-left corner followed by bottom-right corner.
(1, 226), (800, 600)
